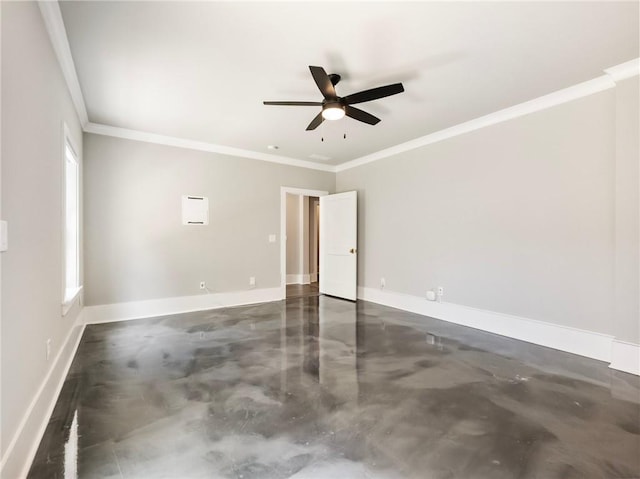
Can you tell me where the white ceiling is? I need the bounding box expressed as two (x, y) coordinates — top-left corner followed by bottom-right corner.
(59, 1), (639, 166)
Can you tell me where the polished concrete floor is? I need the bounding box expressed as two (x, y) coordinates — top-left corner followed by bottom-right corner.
(28, 297), (639, 479)
(286, 282), (320, 299)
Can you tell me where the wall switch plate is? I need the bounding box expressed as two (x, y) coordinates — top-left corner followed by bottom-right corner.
(0, 221), (7, 252)
(268, 234), (276, 243)
(199, 281), (206, 290)
(249, 277), (256, 286)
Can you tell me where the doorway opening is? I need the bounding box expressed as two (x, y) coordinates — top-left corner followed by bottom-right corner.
(280, 187), (328, 300)
(286, 194), (320, 299)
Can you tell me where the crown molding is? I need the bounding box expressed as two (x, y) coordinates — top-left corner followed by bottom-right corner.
(38, 1), (88, 127)
(337, 58), (639, 172)
(36, 5), (637, 175)
(37, 0), (335, 172)
(84, 123), (336, 172)
(335, 74), (618, 172)
(604, 58), (640, 82)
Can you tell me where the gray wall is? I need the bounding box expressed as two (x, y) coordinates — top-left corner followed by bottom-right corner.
(337, 89), (624, 337)
(1, 1), (83, 458)
(83, 133), (334, 305)
(614, 76), (640, 344)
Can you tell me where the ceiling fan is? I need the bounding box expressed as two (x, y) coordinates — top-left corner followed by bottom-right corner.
(263, 66), (405, 131)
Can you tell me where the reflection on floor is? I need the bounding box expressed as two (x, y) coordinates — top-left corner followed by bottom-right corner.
(28, 297), (640, 479)
(286, 282), (319, 299)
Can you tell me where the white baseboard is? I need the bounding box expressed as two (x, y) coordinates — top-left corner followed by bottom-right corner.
(610, 340), (640, 375)
(286, 274), (312, 285)
(359, 287), (615, 365)
(0, 315), (86, 479)
(83, 287), (282, 324)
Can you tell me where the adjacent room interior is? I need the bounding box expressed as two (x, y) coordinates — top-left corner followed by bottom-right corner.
(285, 193), (321, 300)
(1, 1), (639, 478)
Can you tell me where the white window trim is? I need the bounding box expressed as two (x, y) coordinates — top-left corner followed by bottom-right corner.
(62, 123), (82, 316)
(62, 285), (83, 316)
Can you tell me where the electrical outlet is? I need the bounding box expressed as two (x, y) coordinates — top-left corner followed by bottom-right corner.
(46, 339), (52, 361)
(249, 277), (256, 286)
(437, 287), (444, 296)
(199, 281), (206, 290)
(380, 277), (386, 289)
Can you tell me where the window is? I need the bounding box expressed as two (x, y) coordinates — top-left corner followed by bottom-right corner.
(63, 134), (81, 312)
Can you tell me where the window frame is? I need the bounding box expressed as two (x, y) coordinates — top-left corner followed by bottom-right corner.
(62, 124), (82, 316)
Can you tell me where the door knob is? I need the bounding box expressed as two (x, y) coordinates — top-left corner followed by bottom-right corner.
(350, 248), (357, 254)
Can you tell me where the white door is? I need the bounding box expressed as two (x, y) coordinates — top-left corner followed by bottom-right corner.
(319, 191), (357, 300)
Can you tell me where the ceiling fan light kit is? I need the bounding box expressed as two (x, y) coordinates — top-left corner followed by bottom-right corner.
(321, 103), (345, 120)
(263, 65), (404, 131)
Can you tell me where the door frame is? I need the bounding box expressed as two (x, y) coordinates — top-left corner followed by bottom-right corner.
(280, 187), (329, 300)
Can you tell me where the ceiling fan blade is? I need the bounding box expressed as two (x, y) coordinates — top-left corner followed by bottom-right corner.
(345, 105), (381, 125)
(263, 101), (323, 106)
(343, 83), (404, 105)
(309, 66), (336, 100)
(306, 111), (324, 131)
